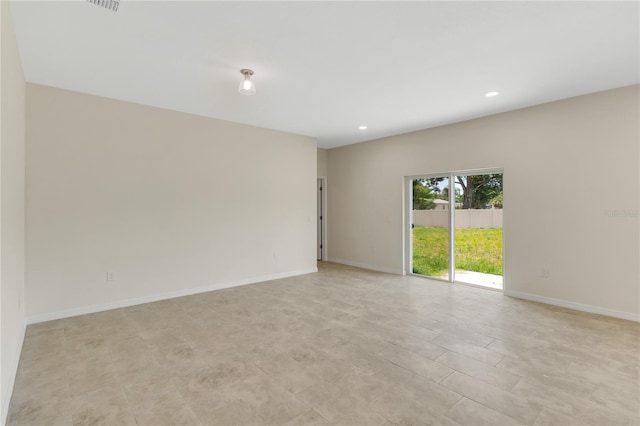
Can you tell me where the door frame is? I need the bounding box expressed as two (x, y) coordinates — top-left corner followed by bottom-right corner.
(317, 176), (327, 261)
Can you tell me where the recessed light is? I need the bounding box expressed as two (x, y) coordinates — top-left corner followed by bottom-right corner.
(485, 91), (499, 97)
(359, 125), (368, 130)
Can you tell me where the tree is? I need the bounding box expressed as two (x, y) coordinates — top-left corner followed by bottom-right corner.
(412, 180), (437, 210)
(440, 186), (463, 203)
(423, 177), (446, 194)
(440, 186), (449, 201)
(456, 174), (503, 209)
(490, 192), (503, 208)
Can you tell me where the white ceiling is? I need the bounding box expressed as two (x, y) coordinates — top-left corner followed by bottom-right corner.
(9, 1), (640, 148)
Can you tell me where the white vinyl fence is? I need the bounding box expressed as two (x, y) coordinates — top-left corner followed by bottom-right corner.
(413, 209), (503, 229)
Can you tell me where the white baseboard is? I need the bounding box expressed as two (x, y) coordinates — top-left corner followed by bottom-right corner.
(327, 258), (402, 275)
(505, 290), (639, 322)
(2, 321), (26, 426)
(26, 268), (318, 325)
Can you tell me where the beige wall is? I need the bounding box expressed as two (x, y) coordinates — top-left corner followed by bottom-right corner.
(327, 86), (639, 319)
(1, 2), (27, 423)
(26, 84), (317, 321)
(317, 148), (328, 177)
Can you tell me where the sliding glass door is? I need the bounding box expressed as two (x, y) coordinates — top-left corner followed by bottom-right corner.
(407, 169), (504, 290)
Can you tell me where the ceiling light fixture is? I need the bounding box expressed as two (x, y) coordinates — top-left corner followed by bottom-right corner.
(359, 125), (368, 130)
(485, 91), (499, 97)
(239, 69), (256, 95)
(86, 0), (120, 12)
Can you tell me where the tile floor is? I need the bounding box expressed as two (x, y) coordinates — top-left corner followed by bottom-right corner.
(8, 262), (640, 426)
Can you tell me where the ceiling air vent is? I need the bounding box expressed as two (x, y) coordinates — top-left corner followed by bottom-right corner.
(86, 0), (120, 12)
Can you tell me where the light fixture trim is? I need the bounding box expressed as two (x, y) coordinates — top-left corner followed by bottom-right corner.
(485, 91), (499, 97)
(239, 69), (256, 95)
(359, 125), (368, 130)
(86, 0), (120, 12)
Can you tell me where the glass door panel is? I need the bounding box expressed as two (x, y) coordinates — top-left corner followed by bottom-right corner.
(411, 176), (450, 281)
(453, 173), (503, 289)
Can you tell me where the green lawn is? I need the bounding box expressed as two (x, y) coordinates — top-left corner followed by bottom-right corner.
(412, 226), (503, 277)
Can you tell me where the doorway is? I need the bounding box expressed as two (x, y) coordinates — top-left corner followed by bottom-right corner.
(406, 169), (504, 290)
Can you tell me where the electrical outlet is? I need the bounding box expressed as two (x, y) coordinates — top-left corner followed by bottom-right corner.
(541, 268), (550, 278)
(107, 271), (116, 281)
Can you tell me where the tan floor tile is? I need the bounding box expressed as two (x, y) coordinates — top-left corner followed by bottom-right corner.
(65, 349), (112, 374)
(511, 377), (632, 426)
(280, 409), (329, 425)
(373, 317), (443, 343)
(258, 366), (321, 394)
(332, 369), (397, 404)
(139, 327), (188, 349)
(199, 400), (264, 426)
(495, 353), (595, 396)
(296, 381), (387, 425)
(133, 403), (201, 426)
(428, 323), (494, 348)
(70, 386), (136, 426)
(479, 326), (551, 355)
(65, 333), (108, 354)
(433, 333), (503, 366)
(7, 393), (72, 426)
(13, 354), (68, 384)
(153, 341), (204, 370)
(375, 362), (462, 414)
(173, 363), (240, 394)
(383, 332), (447, 360)
(126, 379), (201, 426)
(10, 375), (69, 409)
(19, 333), (66, 361)
(107, 336), (153, 362)
(67, 354), (120, 397)
(376, 344), (453, 383)
(114, 356), (171, 389)
(487, 338), (543, 359)
(225, 370), (289, 406)
(435, 350), (522, 390)
(256, 352), (337, 394)
(373, 392), (462, 426)
(446, 397), (524, 426)
(61, 315), (103, 336)
(335, 326), (401, 355)
(174, 372), (237, 414)
(255, 392), (310, 424)
(532, 407), (586, 426)
(590, 381), (640, 417)
(24, 321), (66, 339)
(441, 372), (541, 424)
(68, 370), (121, 398)
(202, 358), (258, 387)
(325, 341), (391, 375)
(566, 358), (640, 390)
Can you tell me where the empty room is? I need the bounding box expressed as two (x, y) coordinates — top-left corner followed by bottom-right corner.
(1, 1), (639, 425)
